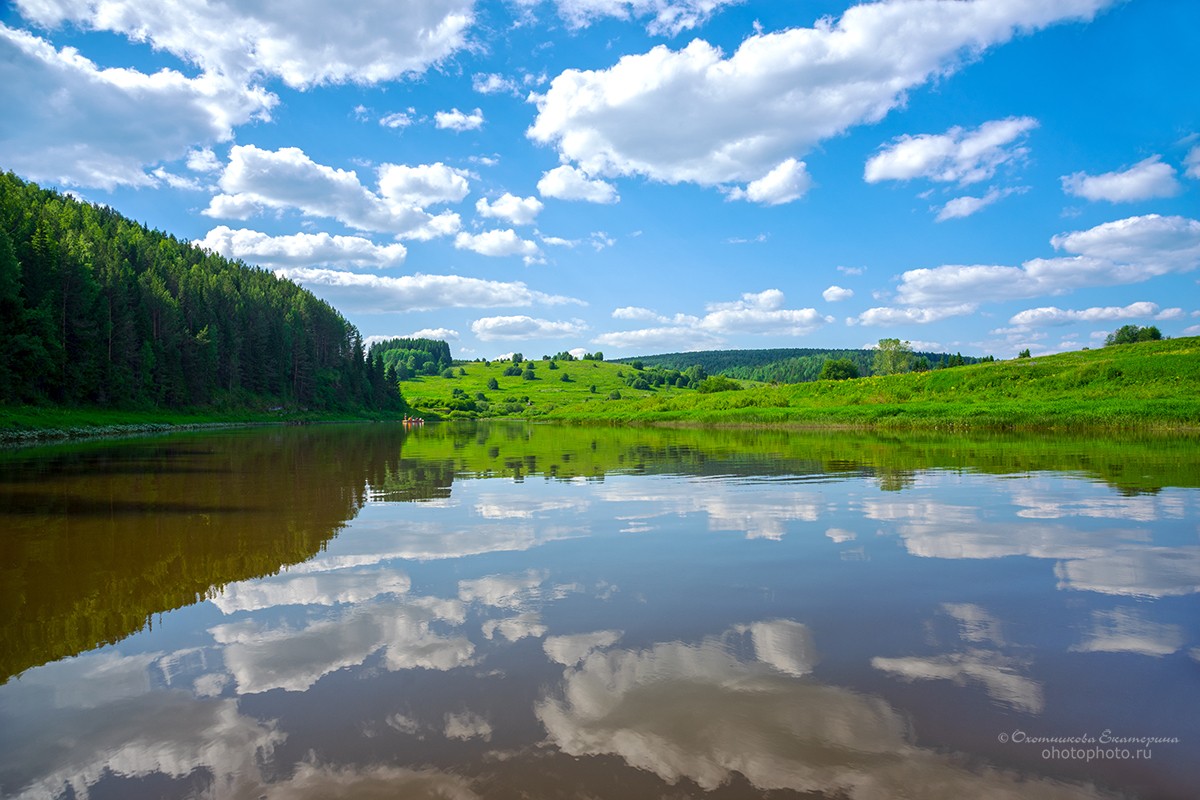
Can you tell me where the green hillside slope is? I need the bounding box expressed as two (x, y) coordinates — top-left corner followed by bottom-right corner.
(406, 339), (1200, 430)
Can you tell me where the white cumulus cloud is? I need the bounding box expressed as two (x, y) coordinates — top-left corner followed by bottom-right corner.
(274, 268), (583, 313)
(1186, 145), (1200, 180)
(379, 112), (413, 130)
(549, 0), (740, 36)
(476, 193), (544, 225)
(435, 107), (485, 131)
(593, 326), (722, 352)
(407, 328), (461, 341)
(892, 214), (1200, 308)
(1061, 155), (1183, 202)
(822, 286), (854, 302)
(935, 187), (1021, 221)
(377, 162), (471, 206)
(1007, 301), (1166, 327)
(0, 24), (274, 189)
(849, 304), (977, 326)
(529, 0), (1111, 199)
(455, 229), (542, 263)
(537, 165), (619, 203)
(597, 290), (831, 351)
(203, 146), (463, 239)
(186, 147), (222, 173)
(472, 72), (520, 95)
(470, 315), (589, 340)
(726, 159), (812, 205)
(199, 226), (407, 268)
(13, 0), (474, 88)
(612, 306), (667, 322)
(865, 117), (1038, 185)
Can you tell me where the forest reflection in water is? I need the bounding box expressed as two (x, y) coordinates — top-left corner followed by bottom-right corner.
(0, 421), (1197, 799)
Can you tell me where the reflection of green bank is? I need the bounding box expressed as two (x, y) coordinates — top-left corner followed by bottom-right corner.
(393, 421), (1200, 494)
(0, 427), (407, 683)
(5, 422), (1198, 683)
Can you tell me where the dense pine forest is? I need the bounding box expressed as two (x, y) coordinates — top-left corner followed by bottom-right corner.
(0, 173), (404, 412)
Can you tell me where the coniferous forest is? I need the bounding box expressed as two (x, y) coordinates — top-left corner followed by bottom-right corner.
(0, 172), (405, 412)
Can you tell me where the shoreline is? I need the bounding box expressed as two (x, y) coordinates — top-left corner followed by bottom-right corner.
(0, 408), (398, 446)
(4, 407), (1199, 446)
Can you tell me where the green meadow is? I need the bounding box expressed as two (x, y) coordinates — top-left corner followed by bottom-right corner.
(5, 337), (1198, 439)
(403, 337), (1200, 430)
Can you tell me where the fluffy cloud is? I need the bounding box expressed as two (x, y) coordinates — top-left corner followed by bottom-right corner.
(186, 147), (222, 173)
(612, 306), (666, 321)
(274, 267), (583, 313)
(593, 326), (722, 352)
(13, 0), (474, 88)
(1061, 155), (1183, 202)
(470, 315), (588, 340)
(377, 162), (471, 206)
(548, 0), (740, 36)
(701, 289), (831, 335)
(726, 159), (812, 205)
(378, 112), (413, 129)
(597, 290), (831, 350)
(935, 187), (1021, 221)
(411, 328), (461, 341)
(204, 146), (463, 239)
(472, 72), (520, 95)
(890, 214), (1200, 309)
(454, 229), (542, 263)
(529, 0), (1111, 199)
(199, 226), (407, 268)
(849, 304), (977, 326)
(435, 107), (485, 131)
(1008, 301), (1171, 327)
(822, 286), (854, 302)
(865, 117), (1038, 185)
(1186, 145), (1200, 180)
(537, 165), (619, 203)
(476, 193), (544, 225)
(0, 25), (274, 189)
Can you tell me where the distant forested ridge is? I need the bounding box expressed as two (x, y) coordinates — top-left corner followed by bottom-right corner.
(0, 172), (404, 411)
(615, 347), (986, 383)
(371, 337), (453, 379)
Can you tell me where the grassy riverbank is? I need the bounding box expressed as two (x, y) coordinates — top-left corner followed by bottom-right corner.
(0, 405), (396, 443)
(402, 337), (1200, 430)
(6, 338), (1199, 438)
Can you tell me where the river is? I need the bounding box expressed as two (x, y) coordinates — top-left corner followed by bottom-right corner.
(1, 422), (1197, 799)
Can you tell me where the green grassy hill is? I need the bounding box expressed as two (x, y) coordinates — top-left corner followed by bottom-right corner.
(402, 357), (691, 419)
(405, 338), (1200, 430)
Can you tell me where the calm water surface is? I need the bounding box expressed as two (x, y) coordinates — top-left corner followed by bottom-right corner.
(1, 422), (1198, 799)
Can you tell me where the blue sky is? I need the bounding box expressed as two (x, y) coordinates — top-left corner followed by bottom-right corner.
(2, 0), (1198, 360)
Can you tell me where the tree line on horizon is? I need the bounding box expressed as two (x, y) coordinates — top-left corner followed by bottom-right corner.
(617, 345), (989, 384)
(0, 172), (404, 412)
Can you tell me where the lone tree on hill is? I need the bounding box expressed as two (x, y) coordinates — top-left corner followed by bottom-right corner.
(1105, 324), (1162, 346)
(873, 338), (913, 376)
